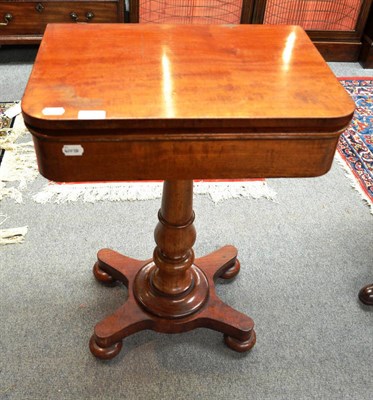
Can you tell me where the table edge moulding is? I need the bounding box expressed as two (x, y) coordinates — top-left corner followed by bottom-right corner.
(21, 24), (354, 359)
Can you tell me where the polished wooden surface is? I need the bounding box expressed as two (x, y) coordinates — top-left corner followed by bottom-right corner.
(23, 24), (353, 131)
(0, 1), (124, 44)
(90, 180), (255, 358)
(359, 283), (373, 305)
(22, 24), (354, 359)
(91, 239), (255, 358)
(252, 0), (373, 63)
(360, 4), (373, 68)
(128, 0), (253, 24)
(22, 24), (354, 181)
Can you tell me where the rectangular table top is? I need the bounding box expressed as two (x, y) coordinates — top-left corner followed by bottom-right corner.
(22, 24), (354, 135)
(21, 24), (355, 182)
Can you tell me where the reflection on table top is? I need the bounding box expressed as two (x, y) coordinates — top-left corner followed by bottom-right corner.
(22, 24), (354, 133)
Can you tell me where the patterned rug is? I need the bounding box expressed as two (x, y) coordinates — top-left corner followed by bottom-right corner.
(337, 78), (373, 213)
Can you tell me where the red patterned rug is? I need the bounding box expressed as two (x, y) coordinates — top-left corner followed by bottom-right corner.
(338, 78), (373, 213)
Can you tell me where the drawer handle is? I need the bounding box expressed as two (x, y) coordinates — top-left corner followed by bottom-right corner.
(85, 11), (95, 21)
(0, 13), (13, 26)
(69, 11), (95, 22)
(70, 12), (79, 21)
(35, 3), (45, 13)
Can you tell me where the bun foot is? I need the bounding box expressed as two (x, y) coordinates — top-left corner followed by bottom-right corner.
(89, 335), (122, 360)
(220, 259), (240, 280)
(359, 284), (373, 305)
(224, 330), (256, 353)
(93, 262), (115, 284)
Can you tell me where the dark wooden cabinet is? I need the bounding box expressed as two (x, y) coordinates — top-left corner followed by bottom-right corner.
(252, 0), (373, 62)
(1, 0), (372, 66)
(128, 0), (373, 63)
(360, 3), (373, 67)
(0, 0), (124, 44)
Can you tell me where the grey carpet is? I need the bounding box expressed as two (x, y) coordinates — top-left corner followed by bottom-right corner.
(1, 46), (373, 400)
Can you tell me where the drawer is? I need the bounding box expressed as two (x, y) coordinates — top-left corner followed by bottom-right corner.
(0, 1), (121, 35)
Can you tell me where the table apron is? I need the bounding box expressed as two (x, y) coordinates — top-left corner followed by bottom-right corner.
(31, 134), (340, 181)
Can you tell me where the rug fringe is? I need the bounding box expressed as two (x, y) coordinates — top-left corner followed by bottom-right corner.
(0, 214), (27, 245)
(194, 181), (276, 203)
(33, 180), (277, 204)
(0, 182), (23, 203)
(0, 103), (39, 202)
(0, 226), (28, 245)
(335, 152), (373, 215)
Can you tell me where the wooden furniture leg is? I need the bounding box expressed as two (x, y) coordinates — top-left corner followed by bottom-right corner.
(359, 284), (373, 305)
(359, 5), (373, 68)
(89, 180), (256, 359)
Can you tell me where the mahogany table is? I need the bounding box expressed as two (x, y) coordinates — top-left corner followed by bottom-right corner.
(22, 24), (354, 359)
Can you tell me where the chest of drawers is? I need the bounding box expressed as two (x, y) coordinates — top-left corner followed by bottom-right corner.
(0, 0), (124, 44)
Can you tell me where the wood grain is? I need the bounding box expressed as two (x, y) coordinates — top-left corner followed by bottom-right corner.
(21, 24), (355, 358)
(0, 1), (124, 43)
(23, 24), (353, 131)
(22, 24), (355, 181)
